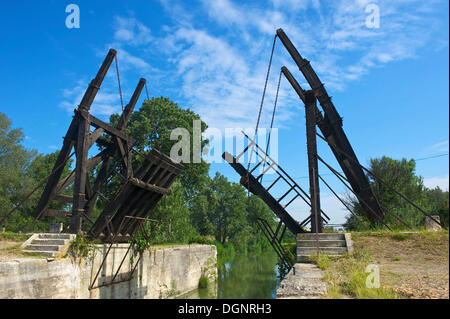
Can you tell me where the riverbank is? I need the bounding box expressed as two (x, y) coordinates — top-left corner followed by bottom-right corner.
(311, 230), (449, 299)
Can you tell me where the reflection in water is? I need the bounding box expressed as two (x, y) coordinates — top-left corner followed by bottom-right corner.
(180, 251), (281, 299)
(218, 251), (281, 299)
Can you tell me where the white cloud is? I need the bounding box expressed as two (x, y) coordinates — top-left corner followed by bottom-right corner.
(59, 78), (123, 118)
(113, 16), (153, 46)
(116, 48), (152, 72)
(147, 0), (446, 130)
(424, 174), (449, 191)
(60, 0), (447, 134)
(429, 140), (449, 152)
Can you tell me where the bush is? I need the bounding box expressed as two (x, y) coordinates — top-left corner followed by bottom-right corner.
(188, 235), (214, 245)
(198, 275), (209, 289)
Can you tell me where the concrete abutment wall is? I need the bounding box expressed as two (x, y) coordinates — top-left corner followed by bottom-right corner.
(0, 244), (217, 299)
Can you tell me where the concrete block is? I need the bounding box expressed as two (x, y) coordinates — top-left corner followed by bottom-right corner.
(49, 223), (63, 233)
(424, 216), (442, 231)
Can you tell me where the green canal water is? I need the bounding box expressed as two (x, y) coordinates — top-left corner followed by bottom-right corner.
(179, 250), (282, 299)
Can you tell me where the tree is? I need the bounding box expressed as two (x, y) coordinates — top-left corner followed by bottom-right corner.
(345, 156), (449, 230)
(108, 97), (210, 202)
(146, 181), (197, 244)
(0, 113), (36, 230)
(0, 112), (75, 232)
(190, 172), (278, 251)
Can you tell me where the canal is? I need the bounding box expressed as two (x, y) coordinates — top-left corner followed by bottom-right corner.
(179, 250), (282, 299)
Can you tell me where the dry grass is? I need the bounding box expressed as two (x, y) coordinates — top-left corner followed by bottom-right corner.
(0, 241), (45, 261)
(0, 232), (49, 261)
(314, 230), (449, 299)
(351, 230), (449, 299)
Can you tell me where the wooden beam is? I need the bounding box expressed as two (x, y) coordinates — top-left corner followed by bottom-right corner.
(129, 177), (173, 195)
(71, 114), (90, 233)
(305, 90), (322, 233)
(33, 119), (77, 219)
(87, 127), (104, 149)
(223, 152), (304, 235)
(45, 210), (72, 218)
(80, 111), (135, 144)
(54, 194), (73, 203)
(118, 78), (146, 130)
(78, 49), (117, 112)
(55, 149), (109, 193)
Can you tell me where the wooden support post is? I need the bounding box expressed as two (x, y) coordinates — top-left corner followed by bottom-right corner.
(71, 114), (90, 233)
(305, 90), (322, 233)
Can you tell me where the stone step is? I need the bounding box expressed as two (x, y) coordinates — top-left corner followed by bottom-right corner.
(297, 247), (348, 255)
(297, 255), (341, 262)
(25, 244), (62, 252)
(297, 233), (345, 241)
(297, 240), (346, 248)
(31, 239), (67, 245)
(23, 250), (57, 257)
(38, 233), (74, 240)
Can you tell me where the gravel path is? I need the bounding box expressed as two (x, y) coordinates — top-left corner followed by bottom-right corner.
(276, 263), (327, 299)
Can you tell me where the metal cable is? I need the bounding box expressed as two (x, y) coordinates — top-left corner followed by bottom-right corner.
(115, 56), (124, 112)
(246, 34), (278, 205)
(261, 69), (283, 184)
(316, 132), (446, 229)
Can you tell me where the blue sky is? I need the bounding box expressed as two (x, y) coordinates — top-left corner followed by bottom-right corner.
(0, 0), (448, 224)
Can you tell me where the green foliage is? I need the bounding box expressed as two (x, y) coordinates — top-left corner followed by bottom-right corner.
(309, 254), (335, 270)
(68, 233), (98, 259)
(345, 156), (449, 230)
(107, 97), (210, 202)
(320, 249), (399, 299)
(131, 231), (151, 253)
(198, 275), (209, 289)
(0, 113), (73, 232)
(0, 112), (36, 230)
(147, 181), (198, 244)
(188, 235), (215, 245)
(390, 232), (411, 241)
(165, 280), (180, 298)
(190, 172), (278, 253)
(0, 231), (29, 242)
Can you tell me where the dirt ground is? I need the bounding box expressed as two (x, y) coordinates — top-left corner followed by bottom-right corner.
(0, 241), (25, 262)
(352, 231), (449, 299)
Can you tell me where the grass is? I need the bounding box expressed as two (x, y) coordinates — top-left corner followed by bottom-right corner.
(0, 241), (46, 259)
(0, 232), (29, 242)
(314, 230), (449, 299)
(310, 250), (400, 299)
(150, 243), (203, 249)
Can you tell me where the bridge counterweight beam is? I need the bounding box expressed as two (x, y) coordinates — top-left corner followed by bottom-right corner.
(305, 90), (322, 233)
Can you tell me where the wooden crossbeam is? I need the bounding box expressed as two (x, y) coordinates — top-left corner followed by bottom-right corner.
(78, 111), (135, 144)
(129, 177), (173, 195)
(54, 194), (73, 203)
(223, 152), (304, 235)
(45, 210), (72, 218)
